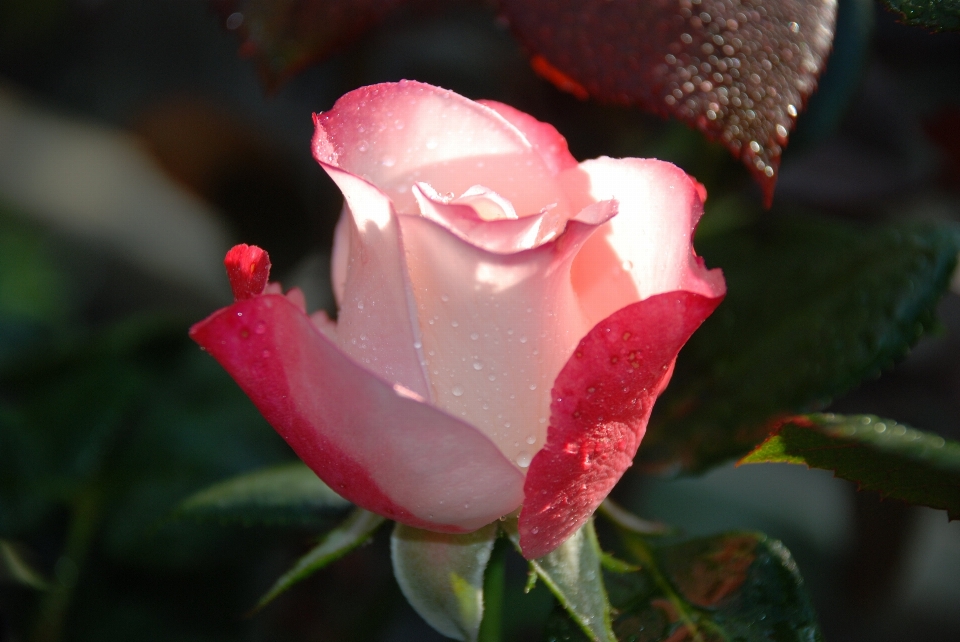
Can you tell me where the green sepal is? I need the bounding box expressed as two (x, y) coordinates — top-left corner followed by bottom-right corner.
(391, 522), (498, 642)
(256, 508), (384, 609)
(504, 518), (615, 642)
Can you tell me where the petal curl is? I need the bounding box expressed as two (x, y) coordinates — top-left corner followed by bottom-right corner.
(563, 158), (726, 327)
(190, 294), (525, 532)
(519, 291), (723, 559)
(312, 80), (568, 217)
(476, 100), (579, 175)
(411, 183), (615, 254)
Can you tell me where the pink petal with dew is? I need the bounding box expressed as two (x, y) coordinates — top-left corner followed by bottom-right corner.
(519, 291), (723, 559)
(312, 80), (568, 217)
(396, 204), (614, 469)
(476, 100), (579, 175)
(190, 294), (525, 531)
(563, 158), (726, 327)
(323, 166), (431, 399)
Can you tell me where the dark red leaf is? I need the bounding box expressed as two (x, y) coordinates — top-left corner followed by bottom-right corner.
(211, 0), (405, 90)
(500, 0), (838, 205)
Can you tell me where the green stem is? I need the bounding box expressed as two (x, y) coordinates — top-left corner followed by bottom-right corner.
(477, 537), (506, 642)
(31, 489), (101, 642)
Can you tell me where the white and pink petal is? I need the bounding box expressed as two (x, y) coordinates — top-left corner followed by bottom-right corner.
(190, 294), (525, 532)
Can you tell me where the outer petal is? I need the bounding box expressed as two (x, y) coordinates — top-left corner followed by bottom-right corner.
(519, 291), (723, 559)
(396, 209), (614, 468)
(564, 158), (726, 326)
(190, 294), (525, 531)
(475, 100), (579, 175)
(312, 80), (568, 218)
(324, 166), (431, 398)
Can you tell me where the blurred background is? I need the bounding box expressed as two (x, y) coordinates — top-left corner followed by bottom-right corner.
(0, 0), (958, 640)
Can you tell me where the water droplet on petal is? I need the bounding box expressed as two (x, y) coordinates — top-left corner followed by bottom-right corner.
(621, 260), (633, 270)
(516, 452), (531, 468)
(470, 332), (479, 340)
(529, 383), (537, 390)
(382, 156), (396, 168)
(526, 435), (536, 445)
(425, 138), (438, 150)
(473, 361), (483, 371)
(452, 385), (464, 397)
(254, 323), (266, 334)
(451, 320), (459, 328)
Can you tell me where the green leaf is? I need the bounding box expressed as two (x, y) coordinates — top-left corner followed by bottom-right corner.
(505, 519), (615, 642)
(740, 413), (960, 518)
(175, 462), (350, 527)
(545, 531), (822, 642)
(391, 523), (498, 642)
(257, 508), (384, 609)
(0, 539), (49, 590)
(880, 0), (960, 31)
(641, 215), (960, 475)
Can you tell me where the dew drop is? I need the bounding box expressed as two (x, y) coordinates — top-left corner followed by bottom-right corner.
(452, 385), (464, 397)
(529, 383), (537, 391)
(413, 340), (422, 349)
(262, 350), (271, 358)
(470, 332), (480, 340)
(441, 294), (450, 302)
(357, 300), (364, 310)
(526, 435), (536, 445)
(473, 361), (483, 371)
(425, 138), (438, 150)
(621, 260), (633, 271)
(382, 156), (396, 167)
(539, 417), (547, 424)
(357, 140), (369, 152)
(519, 336), (527, 343)
(451, 320), (459, 328)
(516, 452), (532, 468)
(254, 323), (266, 334)
(488, 374), (496, 381)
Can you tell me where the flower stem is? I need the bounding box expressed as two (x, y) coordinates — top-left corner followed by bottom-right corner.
(477, 537), (507, 642)
(31, 489), (101, 642)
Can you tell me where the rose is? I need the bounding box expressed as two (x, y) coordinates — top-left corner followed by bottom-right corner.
(190, 81), (725, 559)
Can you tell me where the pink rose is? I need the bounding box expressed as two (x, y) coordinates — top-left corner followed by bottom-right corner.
(190, 81), (725, 559)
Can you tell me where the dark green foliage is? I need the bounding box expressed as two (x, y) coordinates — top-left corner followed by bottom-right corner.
(741, 413), (960, 518)
(640, 215), (960, 475)
(544, 532), (822, 642)
(881, 0), (960, 31)
(175, 462), (351, 527)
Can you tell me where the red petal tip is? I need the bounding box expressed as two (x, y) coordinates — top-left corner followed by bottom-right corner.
(224, 244), (271, 301)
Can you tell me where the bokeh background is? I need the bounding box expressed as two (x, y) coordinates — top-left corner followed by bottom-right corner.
(0, 0), (958, 640)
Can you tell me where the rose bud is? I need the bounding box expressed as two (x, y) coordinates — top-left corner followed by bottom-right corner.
(190, 81), (725, 559)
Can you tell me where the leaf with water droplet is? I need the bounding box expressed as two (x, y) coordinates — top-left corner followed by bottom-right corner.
(544, 529), (822, 642)
(740, 413), (960, 518)
(880, 0), (960, 31)
(174, 461), (351, 527)
(641, 215), (960, 475)
(391, 522), (498, 642)
(503, 518), (615, 642)
(501, 0), (838, 204)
